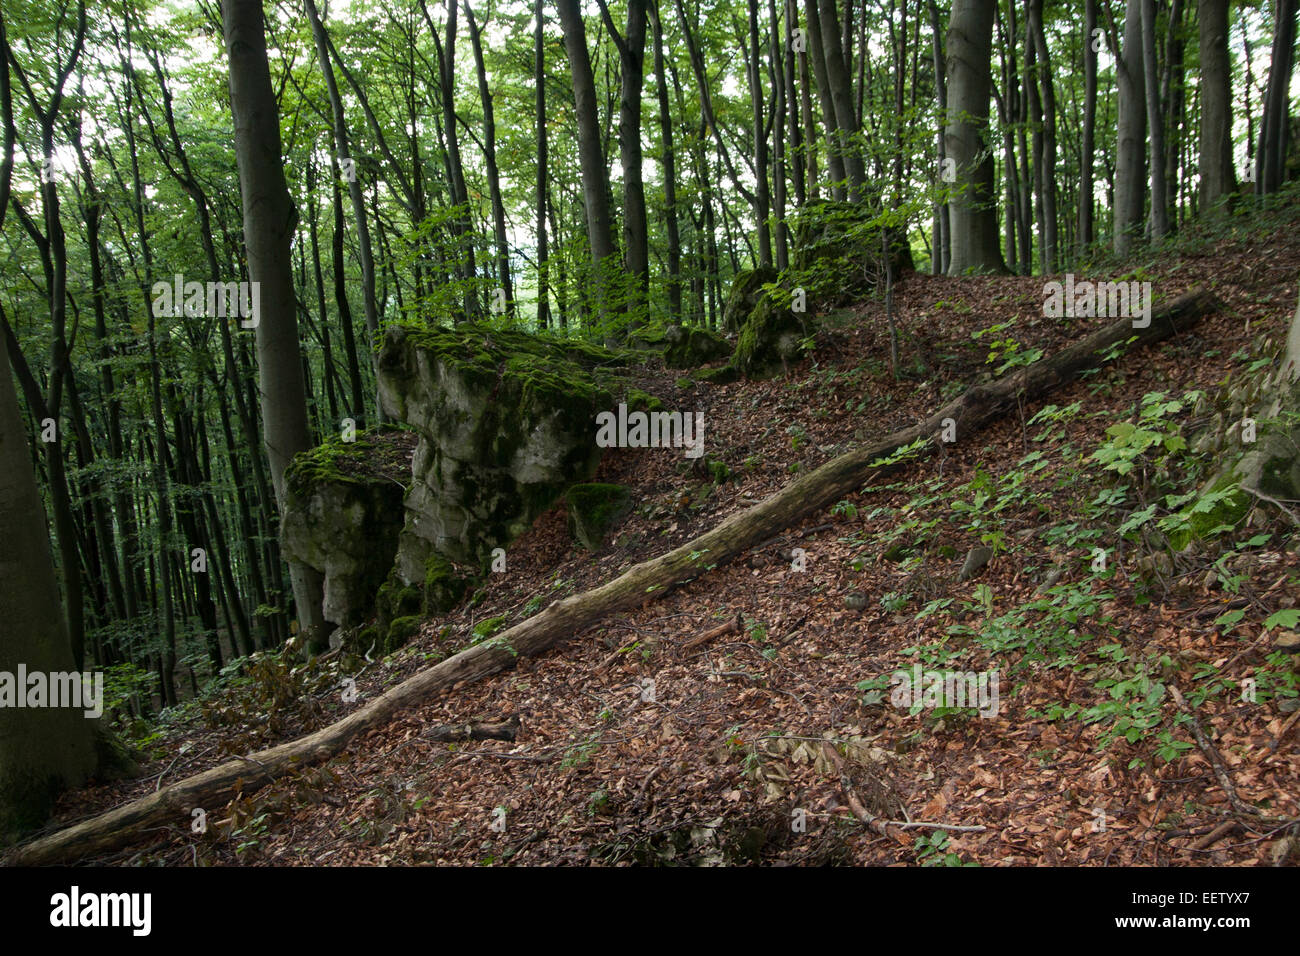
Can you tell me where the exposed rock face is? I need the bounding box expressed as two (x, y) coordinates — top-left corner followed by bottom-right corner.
(377, 322), (624, 586)
(281, 430), (414, 630)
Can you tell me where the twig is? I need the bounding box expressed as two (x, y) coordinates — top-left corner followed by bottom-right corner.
(820, 742), (985, 836)
(1167, 684), (1259, 818)
(1241, 485), (1300, 528)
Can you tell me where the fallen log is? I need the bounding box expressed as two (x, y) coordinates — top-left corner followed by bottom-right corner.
(422, 716), (520, 743)
(4, 289), (1216, 865)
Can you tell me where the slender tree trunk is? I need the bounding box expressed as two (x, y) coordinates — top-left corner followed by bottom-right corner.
(804, 0), (847, 198)
(1028, 0), (1059, 270)
(222, 0), (329, 652)
(466, 3), (514, 319)
(1114, 0), (1147, 254)
(651, 0), (682, 324)
(304, 0), (381, 421)
(557, 0), (621, 331)
(817, 0), (868, 197)
(1141, 0), (1169, 238)
(535, 0), (551, 329)
(1081, 0), (1098, 250)
(1257, 0), (1297, 195)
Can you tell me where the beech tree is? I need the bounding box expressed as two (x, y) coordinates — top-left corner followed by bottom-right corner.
(944, 0), (1005, 274)
(222, 0), (329, 651)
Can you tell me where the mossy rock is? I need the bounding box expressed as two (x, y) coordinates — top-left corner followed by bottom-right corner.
(376, 579), (421, 621)
(723, 265), (779, 332)
(377, 321), (628, 577)
(281, 429), (413, 629)
(692, 364), (740, 385)
(423, 553), (471, 615)
(567, 482), (633, 550)
(662, 324), (731, 369)
(385, 615), (422, 651)
(627, 388), (665, 413)
(733, 294), (812, 380)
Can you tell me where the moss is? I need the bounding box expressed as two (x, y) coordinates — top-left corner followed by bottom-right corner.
(627, 388), (665, 413)
(567, 482), (633, 550)
(692, 364), (740, 385)
(285, 427), (402, 502)
(386, 616), (421, 650)
(1167, 472), (1252, 550)
(423, 554), (471, 615)
(663, 325), (731, 369)
(675, 377), (694, 389)
(733, 295), (811, 380)
(723, 265), (779, 332)
(706, 459), (731, 484)
(377, 580), (421, 621)
(472, 615), (508, 641)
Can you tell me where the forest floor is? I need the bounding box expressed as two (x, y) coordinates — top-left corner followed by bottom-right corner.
(47, 197), (1300, 866)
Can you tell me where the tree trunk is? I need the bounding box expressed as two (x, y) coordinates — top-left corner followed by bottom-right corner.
(1027, 0), (1058, 270)
(1081, 0), (1098, 250)
(817, 0), (868, 198)
(0, 332), (101, 843)
(944, 0), (1007, 274)
(222, 0), (329, 653)
(557, 0), (621, 332)
(466, 2), (514, 319)
(1141, 0), (1169, 239)
(535, 0), (551, 329)
(304, 0), (380, 421)
(1257, 0), (1297, 195)
(929, 0), (950, 275)
(1114, 0), (1147, 254)
(804, 0), (847, 198)
(651, 0), (682, 324)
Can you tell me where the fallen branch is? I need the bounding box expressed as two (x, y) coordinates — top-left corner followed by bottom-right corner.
(422, 716), (520, 743)
(5, 290), (1214, 865)
(821, 742), (986, 836)
(1168, 684), (1259, 818)
(680, 613), (743, 653)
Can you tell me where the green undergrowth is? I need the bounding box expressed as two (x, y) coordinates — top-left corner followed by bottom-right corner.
(841, 373), (1299, 772)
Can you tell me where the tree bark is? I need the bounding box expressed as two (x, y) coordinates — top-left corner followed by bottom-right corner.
(1257, 0), (1297, 195)
(944, 0), (1007, 274)
(1114, 0), (1147, 254)
(222, 0), (329, 652)
(557, 0), (621, 331)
